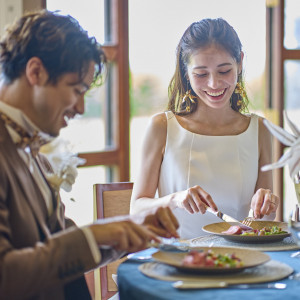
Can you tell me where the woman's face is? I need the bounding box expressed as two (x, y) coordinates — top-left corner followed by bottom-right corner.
(186, 44), (243, 110)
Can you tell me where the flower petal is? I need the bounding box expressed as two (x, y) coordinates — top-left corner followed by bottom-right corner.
(284, 111), (300, 137)
(261, 149), (293, 171)
(263, 119), (296, 146)
(287, 145), (300, 178)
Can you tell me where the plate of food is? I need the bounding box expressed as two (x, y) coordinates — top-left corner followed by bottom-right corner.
(151, 247), (270, 274)
(202, 221), (290, 243)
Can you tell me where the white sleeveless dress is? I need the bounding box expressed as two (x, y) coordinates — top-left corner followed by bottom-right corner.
(158, 111), (259, 239)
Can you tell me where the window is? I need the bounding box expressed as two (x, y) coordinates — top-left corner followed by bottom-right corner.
(46, 0), (129, 226)
(267, 0), (300, 221)
(129, 0), (267, 181)
(283, 0), (300, 220)
(284, 0), (300, 49)
(43, 0), (285, 225)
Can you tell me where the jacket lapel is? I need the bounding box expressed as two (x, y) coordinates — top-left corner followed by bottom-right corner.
(0, 119), (52, 238)
(35, 154), (65, 232)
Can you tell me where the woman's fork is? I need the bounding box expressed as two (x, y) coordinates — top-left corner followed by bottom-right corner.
(241, 208), (256, 228)
(241, 217), (255, 228)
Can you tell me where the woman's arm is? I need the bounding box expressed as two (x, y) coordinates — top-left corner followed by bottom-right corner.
(256, 116), (273, 191)
(130, 113), (172, 214)
(251, 116), (279, 219)
(130, 113), (217, 215)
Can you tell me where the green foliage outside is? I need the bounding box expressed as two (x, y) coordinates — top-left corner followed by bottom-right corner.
(247, 73), (266, 112)
(130, 69), (168, 118)
(130, 71), (267, 117)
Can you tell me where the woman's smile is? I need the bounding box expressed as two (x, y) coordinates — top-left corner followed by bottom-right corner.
(205, 88), (226, 97)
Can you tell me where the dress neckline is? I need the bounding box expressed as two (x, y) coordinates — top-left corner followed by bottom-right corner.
(167, 111), (254, 137)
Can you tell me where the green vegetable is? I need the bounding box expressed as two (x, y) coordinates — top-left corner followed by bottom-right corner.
(240, 225), (287, 236)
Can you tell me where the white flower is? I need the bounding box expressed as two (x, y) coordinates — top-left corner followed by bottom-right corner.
(41, 138), (86, 193)
(261, 111), (300, 179)
(46, 153), (86, 192)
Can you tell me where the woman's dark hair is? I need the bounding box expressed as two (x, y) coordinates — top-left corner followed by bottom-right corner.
(168, 18), (249, 115)
(0, 10), (106, 85)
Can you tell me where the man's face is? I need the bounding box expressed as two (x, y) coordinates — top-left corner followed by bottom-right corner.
(31, 61), (95, 137)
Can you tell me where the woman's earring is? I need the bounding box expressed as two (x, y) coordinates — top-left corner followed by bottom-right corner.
(234, 82), (246, 107)
(182, 90), (197, 112)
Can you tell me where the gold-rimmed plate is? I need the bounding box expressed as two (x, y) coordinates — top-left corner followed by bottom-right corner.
(152, 247), (270, 274)
(202, 221), (290, 243)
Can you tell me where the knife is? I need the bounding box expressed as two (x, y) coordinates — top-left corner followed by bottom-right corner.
(173, 281), (286, 290)
(148, 239), (191, 252)
(206, 207), (253, 230)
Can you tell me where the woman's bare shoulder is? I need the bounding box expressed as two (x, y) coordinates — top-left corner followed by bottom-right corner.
(257, 115), (272, 137)
(151, 112), (168, 124)
(146, 112), (168, 133)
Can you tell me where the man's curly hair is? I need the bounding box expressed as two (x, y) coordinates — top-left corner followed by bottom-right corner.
(0, 10), (106, 85)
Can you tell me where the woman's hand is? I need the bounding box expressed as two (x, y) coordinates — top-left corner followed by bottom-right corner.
(173, 185), (218, 214)
(251, 188), (279, 219)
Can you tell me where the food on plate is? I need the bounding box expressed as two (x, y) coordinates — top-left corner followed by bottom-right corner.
(222, 225), (287, 236)
(221, 225), (244, 235)
(182, 250), (243, 268)
(240, 226), (287, 236)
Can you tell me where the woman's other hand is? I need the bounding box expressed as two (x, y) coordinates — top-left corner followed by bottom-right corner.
(251, 188), (279, 219)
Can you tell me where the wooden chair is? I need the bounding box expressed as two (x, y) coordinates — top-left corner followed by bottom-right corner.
(87, 182), (133, 300)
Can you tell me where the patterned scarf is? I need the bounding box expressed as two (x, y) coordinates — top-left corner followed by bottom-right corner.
(0, 111), (47, 156)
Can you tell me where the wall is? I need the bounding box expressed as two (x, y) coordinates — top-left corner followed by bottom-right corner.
(0, 0), (22, 37)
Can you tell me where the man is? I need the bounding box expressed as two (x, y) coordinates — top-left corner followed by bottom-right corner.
(0, 10), (179, 300)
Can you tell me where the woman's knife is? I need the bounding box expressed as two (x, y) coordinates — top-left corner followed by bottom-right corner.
(206, 207), (253, 230)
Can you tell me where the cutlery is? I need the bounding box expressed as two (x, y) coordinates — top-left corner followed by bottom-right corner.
(241, 217), (255, 228)
(127, 253), (152, 260)
(173, 281), (286, 290)
(127, 240), (193, 261)
(206, 207), (253, 230)
(148, 239), (191, 252)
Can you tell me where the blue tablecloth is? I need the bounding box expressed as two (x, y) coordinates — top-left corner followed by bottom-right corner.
(117, 248), (300, 300)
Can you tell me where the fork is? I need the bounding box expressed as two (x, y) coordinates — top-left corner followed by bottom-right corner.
(241, 208), (256, 228)
(241, 217), (255, 228)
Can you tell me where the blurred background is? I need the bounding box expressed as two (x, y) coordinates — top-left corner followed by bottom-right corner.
(1, 0), (299, 225)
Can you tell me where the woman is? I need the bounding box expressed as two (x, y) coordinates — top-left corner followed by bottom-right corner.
(130, 18), (279, 239)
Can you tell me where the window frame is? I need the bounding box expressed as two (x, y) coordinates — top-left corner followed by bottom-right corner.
(39, 0), (130, 182)
(78, 0), (130, 182)
(266, 0), (300, 220)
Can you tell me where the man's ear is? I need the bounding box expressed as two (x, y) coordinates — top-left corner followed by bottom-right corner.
(25, 57), (48, 85)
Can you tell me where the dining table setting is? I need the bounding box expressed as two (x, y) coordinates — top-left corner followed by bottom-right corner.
(117, 111), (300, 300)
(117, 218), (300, 300)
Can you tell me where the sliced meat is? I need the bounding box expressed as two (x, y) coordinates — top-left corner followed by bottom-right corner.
(221, 225), (243, 235)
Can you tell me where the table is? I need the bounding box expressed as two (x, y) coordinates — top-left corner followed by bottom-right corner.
(117, 247), (300, 300)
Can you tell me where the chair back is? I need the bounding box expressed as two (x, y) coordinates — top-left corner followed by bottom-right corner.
(93, 182), (133, 300)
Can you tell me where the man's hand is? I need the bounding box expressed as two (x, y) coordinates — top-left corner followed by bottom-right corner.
(90, 221), (160, 253)
(89, 206), (180, 253)
(142, 206), (179, 238)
